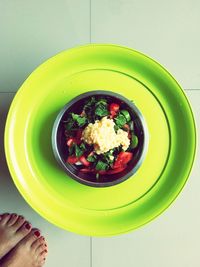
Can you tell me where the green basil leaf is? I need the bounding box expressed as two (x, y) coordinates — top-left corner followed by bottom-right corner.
(114, 114), (126, 127)
(95, 105), (109, 117)
(120, 110), (131, 122)
(71, 113), (87, 127)
(94, 98), (109, 117)
(95, 98), (107, 106)
(130, 135), (138, 149)
(95, 160), (108, 171)
(83, 97), (96, 111)
(87, 155), (96, 162)
(75, 145), (84, 157)
(80, 142), (86, 150)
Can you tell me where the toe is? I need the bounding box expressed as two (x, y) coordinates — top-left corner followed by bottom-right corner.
(20, 228), (41, 247)
(12, 215), (25, 230)
(40, 249), (48, 258)
(16, 221), (32, 238)
(31, 236), (44, 250)
(7, 213), (19, 226)
(35, 244), (46, 254)
(37, 249), (47, 266)
(0, 213), (11, 224)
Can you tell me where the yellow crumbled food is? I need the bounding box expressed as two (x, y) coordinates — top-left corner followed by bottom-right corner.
(81, 117), (130, 154)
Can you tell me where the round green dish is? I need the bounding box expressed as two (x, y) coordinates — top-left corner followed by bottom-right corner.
(4, 44), (196, 236)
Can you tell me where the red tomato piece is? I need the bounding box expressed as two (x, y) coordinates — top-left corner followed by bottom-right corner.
(120, 152), (133, 164)
(109, 103), (120, 112)
(67, 155), (79, 164)
(107, 166), (127, 174)
(113, 152), (133, 169)
(109, 103), (120, 119)
(110, 110), (117, 119)
(79, 155), (90, 167)
(113, 160), (122, 169)
(66, 138), (75, 147)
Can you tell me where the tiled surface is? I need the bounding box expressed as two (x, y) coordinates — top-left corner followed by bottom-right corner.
(91, 0), (200, 89)
(0, 93), (90, 267)
(92, 91), (200, 267)
(0, 0), (90, 92)
(0, 1), (200, 267)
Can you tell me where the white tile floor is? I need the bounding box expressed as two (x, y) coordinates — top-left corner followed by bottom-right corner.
(91, 0), (200, 89)
(0, 0), (90, 93)
(0, 1), (200, 267)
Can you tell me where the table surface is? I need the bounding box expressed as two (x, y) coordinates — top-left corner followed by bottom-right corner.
(0, 1), (200, 267)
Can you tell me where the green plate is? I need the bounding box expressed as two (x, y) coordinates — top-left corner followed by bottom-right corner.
(4, 44), (196, 236)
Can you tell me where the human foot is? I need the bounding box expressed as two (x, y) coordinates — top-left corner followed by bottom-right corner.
(0, 229), (48, 267)
(0, 213), (32, 259)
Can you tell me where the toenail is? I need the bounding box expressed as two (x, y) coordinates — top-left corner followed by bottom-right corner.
(44, 244), (47, 247)
(25, 223), (31, 230)
(44, 249), (47, 253)
(34, 230), (40, 237)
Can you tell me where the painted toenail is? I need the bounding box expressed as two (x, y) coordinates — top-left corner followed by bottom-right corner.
(44, 249), (47, 253)
(34, 230), (40, 237)
(44, 244), (47, 247)
(25, 223), (31, 230)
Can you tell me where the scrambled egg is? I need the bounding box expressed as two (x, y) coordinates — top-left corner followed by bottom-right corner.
(81, 117), (130, 154)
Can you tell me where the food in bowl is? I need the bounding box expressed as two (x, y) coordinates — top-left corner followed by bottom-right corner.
(63, 96), (139, 179)
(52, 90), (148, 187)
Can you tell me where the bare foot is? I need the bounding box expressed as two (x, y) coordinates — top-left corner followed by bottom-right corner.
(0, 229), (48, 267)
(0, 213), (32, 259)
